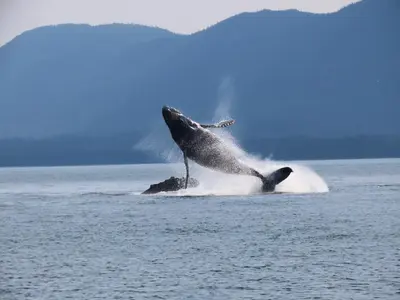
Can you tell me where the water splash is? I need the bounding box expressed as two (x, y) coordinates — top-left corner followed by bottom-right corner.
(134, 125), (182, 163)
(158, 133), (329, 196)
(213, 76), (235, 122)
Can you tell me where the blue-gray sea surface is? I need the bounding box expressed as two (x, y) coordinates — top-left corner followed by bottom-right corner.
(1, 159), (399, 299)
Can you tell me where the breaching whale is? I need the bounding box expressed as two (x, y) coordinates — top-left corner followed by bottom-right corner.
(162, 106), (293, 192)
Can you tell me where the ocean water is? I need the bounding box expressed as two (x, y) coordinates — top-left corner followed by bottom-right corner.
(0, 158), (399, 299)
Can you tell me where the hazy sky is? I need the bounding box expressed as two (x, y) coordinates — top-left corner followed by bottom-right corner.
(1, 0), (360, 46)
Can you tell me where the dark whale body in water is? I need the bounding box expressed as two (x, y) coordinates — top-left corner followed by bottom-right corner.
(162, 106), (293, 192)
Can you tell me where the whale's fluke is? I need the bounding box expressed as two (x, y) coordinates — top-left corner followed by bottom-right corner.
(261, 167), (293, 192)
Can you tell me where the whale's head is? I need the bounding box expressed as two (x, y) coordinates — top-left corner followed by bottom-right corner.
(162, 106), (183, 125)
(162, 106), (199, 145)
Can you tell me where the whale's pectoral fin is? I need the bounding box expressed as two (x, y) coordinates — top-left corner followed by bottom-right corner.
(261, 167), (293, 192)
(183, 152), (189, 189)
(200, 119), (235, 129)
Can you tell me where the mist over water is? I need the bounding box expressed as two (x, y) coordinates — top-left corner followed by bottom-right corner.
(136, 77), (329, 196)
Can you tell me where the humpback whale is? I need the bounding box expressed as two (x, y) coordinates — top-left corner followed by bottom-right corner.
(162, 106), (293, 192)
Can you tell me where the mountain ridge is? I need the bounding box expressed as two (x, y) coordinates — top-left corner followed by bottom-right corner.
(0, 0), (398, 142)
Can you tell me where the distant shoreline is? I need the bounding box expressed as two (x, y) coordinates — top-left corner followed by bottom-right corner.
(0, 156), (399, 169)
(1, 135), (400, 168)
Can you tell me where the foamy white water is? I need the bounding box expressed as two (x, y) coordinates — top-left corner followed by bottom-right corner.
(136, 125), (329, 197)
(159, 156), (329, 197)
